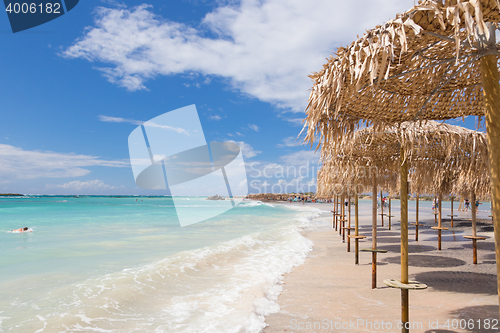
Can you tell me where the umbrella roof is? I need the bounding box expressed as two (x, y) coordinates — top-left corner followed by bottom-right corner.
(317, 121), (489, 197)
(304, 0), (500, 146)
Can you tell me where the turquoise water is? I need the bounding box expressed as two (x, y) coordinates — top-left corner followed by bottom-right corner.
(0, 196), (322, 332)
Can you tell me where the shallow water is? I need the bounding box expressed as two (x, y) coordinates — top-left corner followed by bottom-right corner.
(0, 196), (323, 333)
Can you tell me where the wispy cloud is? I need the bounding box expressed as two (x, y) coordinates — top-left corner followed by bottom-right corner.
(62, 1), (414, 111)
(285, 118), (304, 126)
(99, 115), (143, 125)
(227, 140), (261, 159)
(277, 136), (300, 148)
(246, 150), (320, 193)
(53, 179), (116, 190)
(248, 124), (259, 132)
(99, 115), (188, 134)
(280, 150), (319, 166)
(209, 115), (222, 121)
(0, 144), (128, 179)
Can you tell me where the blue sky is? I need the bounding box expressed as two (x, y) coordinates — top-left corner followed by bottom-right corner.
(0, 0), (480, 195)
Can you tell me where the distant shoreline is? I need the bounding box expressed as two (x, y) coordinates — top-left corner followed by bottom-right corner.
(0, 194), (491, 204)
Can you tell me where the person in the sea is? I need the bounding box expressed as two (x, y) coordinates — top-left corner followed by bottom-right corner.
(12, 227), (29, 233)
(464, 198), (470, 212)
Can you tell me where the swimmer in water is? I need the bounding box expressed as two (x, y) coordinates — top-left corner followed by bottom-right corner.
(12, 227), (29, 233)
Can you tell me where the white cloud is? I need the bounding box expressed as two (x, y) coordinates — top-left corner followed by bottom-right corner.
(227, 140), (261, 158)
(280, 150), (320, 166)
(62, 1), (414, 111)
(285, 118), (304, 126)
(246, 149), (320, 189)
(99, 115), (143, 125)
(0, 144), (128, 179)
(99, 114), (188, 134)
(209, 115), (222, 120)
(54, 179), (116, 190)
(248, 124), (259, 132)
(277, 136), (300, 148)
(227, 131), (244, 137)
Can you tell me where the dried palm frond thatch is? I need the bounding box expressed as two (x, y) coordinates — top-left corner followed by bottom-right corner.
(303, 0), (500, 148)
(317, 121), (489, 198)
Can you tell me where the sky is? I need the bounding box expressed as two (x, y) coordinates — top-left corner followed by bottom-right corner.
(0, 0), (481, 195)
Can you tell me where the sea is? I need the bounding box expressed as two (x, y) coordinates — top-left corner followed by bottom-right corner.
(0, 196), (326, 333)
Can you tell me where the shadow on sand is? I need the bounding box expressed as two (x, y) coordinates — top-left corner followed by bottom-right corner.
(448, 305), (500, 332)
(414, 271), (497, 295)
(383, 255), (466, 268)
(379, 244), (435, 253)
(376, 237), (413, 244)
(461, 241), (496, 251)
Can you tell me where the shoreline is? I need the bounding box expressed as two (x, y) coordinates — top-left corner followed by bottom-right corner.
(265, 201), (498, 333)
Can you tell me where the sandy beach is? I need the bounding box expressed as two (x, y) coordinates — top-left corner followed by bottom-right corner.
(264, 200), (499, 333)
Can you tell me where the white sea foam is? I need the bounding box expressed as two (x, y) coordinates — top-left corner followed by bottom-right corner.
(238, 200), (275, 208)
(238, 201), (263, 207)
(3, 210), (316, 333)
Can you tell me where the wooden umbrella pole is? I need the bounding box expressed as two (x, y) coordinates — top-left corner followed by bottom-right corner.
(472, 190), (478, 264)
(438, 193), (443, 250)
(416, 194), (420, 242)
(332, 195), (336, 228)
(341, 194), (345, 238)
(347, 195), (352, 252)
(451, 196), (454, 228)
(400, 148), (409, 333)
(372, 171), (378, 289)
(434, 192), (438, 224)
(472, 191), (477, 238)
(480, 22), (500, 315)
(355, 190), (360, 265)
(388, 195), (392, 230)
(380, 190), (384, 227)
(336, 196), (339, 231)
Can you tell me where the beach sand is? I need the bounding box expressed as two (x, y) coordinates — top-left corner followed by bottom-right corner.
(264, 201), (499, 333)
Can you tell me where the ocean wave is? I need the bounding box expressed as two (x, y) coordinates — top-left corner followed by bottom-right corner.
(237, 201), (275, 208)
(282, 204), (322, 213)
(3, 211), (317, 333)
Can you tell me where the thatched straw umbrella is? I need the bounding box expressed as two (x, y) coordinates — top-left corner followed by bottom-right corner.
(316, 120), (488, 330)
(303, 0), (500, 327)
(452, 155), (491, 263)
(318, 156), (395, 267)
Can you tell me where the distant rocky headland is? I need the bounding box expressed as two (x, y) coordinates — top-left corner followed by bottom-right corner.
(207, 194), (225, 200)
(0, 193), (24, 196)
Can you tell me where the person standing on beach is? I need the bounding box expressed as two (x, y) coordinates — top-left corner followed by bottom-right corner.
(465, 198), (470, 212)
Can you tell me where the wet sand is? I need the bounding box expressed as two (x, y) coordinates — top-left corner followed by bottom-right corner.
(264, 200), (498, 333)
